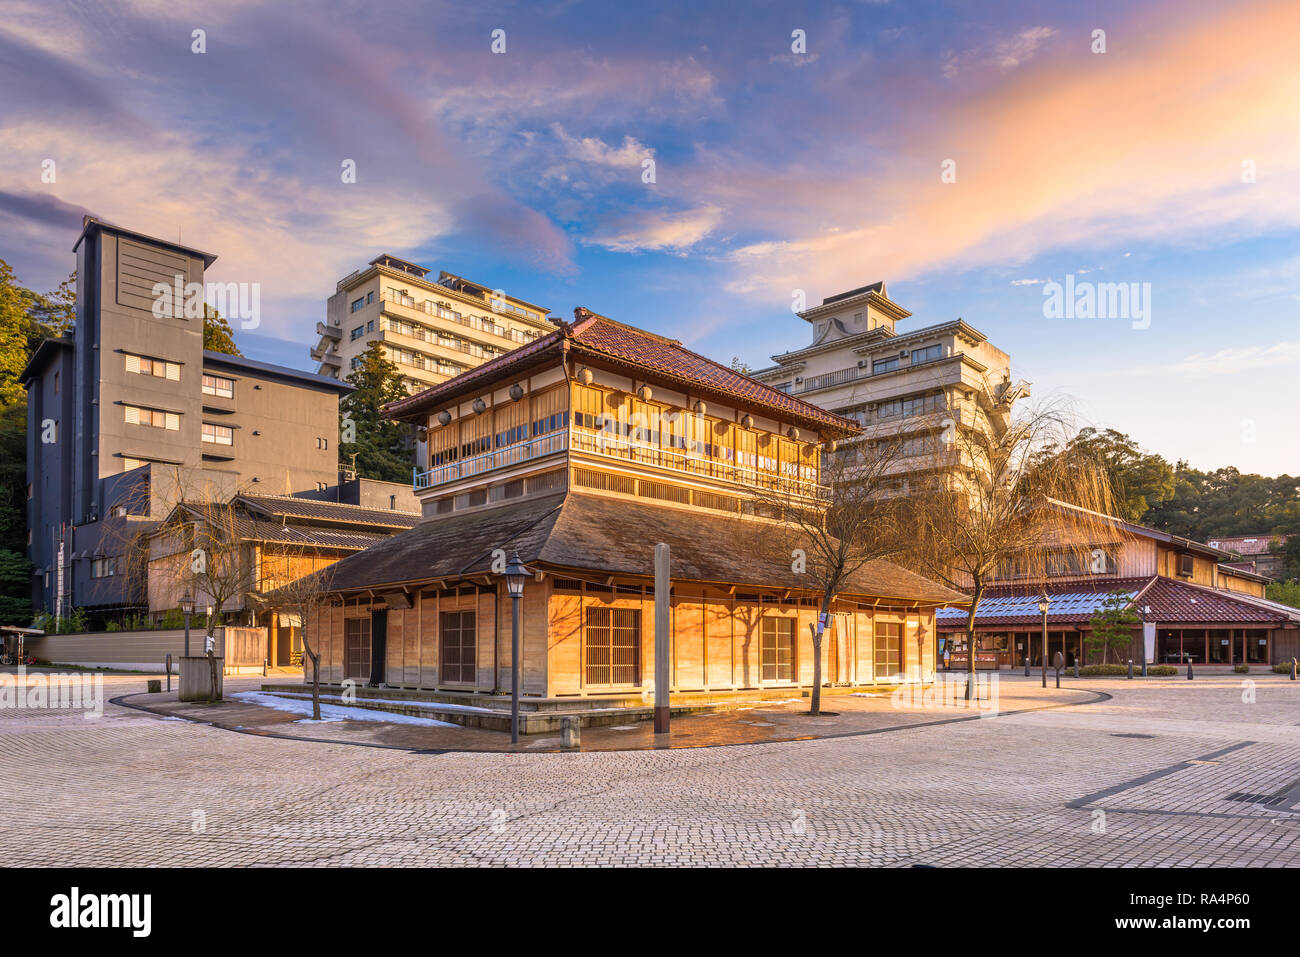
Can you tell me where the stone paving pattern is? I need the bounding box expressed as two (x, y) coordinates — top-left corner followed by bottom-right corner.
(1, 670), (1296, 866)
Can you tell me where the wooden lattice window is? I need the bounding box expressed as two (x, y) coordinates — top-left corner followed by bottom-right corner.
(440, 610), (477, 683)
(875, 621), (902, 678)
(585, 607), (641, 685)
(343, 616), (371, 681)
(760, 616), (796, 682)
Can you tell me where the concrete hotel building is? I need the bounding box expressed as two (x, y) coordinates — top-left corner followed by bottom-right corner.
(312, 255), (555, 395)
(751, 282), (1028, 487)
(22, 218), (353, 619)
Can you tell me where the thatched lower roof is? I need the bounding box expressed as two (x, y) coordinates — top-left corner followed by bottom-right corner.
(316, 491), (967, 606)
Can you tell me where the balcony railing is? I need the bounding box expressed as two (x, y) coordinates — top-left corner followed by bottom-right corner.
(379, 318), (508, 362)
(570, 428), (828, 501)
(414, 430), (569, 491)
(768, 352), (964, 396)
(381, 291), (544, 346)
(413, 426), (829, 501)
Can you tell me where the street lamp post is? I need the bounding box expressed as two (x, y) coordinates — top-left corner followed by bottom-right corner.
(1038, 590), (1051, 689)
(180, 590), (195, 657)
(503, 553), (528, 745)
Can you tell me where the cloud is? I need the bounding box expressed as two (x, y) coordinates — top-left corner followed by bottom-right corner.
(942, 26), (1057, 79)
(0, 190), (94, 229)
(713, 0), (1300, 302)
(585, 206), (723, 253)
(1010, 278), (1046, 286)
(1172, 340), (1300, 377)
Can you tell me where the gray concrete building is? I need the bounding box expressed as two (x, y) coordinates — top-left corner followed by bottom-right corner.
(21, 217), (354, 621)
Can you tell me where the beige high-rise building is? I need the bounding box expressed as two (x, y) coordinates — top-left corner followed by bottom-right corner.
(313, 255), (554, 394)
(750, 282), (1029, 490)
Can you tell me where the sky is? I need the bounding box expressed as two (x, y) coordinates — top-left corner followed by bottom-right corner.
(1, 0), (1297, 475)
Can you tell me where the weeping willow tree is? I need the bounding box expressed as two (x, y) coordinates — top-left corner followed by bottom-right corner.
(901, 398), (1119, 696)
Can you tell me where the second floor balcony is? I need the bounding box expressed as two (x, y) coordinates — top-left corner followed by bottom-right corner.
(413, 424), (828, 503)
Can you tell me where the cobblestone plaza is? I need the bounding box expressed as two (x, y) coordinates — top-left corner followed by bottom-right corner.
(2, 671), (1297, 867)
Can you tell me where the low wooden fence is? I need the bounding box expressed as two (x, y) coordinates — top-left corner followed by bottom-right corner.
(25, 626), (268, 673)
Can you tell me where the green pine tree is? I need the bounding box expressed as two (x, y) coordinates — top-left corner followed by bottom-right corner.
(1087, 590), (1141, 665)
(339, 342), (412, 483)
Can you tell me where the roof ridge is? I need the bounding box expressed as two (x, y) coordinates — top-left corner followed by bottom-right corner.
(238, 493), (420, 517)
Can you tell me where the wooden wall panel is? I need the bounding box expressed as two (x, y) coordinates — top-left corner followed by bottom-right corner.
(387, 608), (404, 684)
(673, 595), (706, 690)
(704, 599), (734, 689)
(522, 583), (549, 695)
(418, 591), (439, 687)
(548, 592), (583, 696)
(403, 606), (419, 686)
(732, 600), (762, 689)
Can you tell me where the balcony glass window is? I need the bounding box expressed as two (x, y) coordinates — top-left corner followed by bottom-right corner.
(872, 356), (900, 374)
(911, 343), (943, 364)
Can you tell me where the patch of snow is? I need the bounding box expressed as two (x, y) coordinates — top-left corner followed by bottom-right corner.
(230, 691), (458, 727)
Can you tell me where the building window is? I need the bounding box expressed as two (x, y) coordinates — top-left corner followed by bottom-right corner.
(872, 356), (900, 374)
(366, 291), (374, 304)
(366, 319), (375, 333)
(875, 621), (902, 678)
(111, 505), (128, 518)
(351, 297), (365, 312)
(585, 607), (641, 685)
(90, 557), (117, 579)
(351, 325), (364, 341)
(201, 374), (234, 398)
(440, 610), (476, 683)
(316, 437), (328, 450)
(201, 423), (234, 446)
(53, 371), (59, 393)
(124, 405), (180, 430)
(126, 354), (182, 381)
(911, 343), (943, 364)
(343, 616), (371, 681)
(760, 616), (796, 682)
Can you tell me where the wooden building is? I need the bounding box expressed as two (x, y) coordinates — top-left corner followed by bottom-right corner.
(938, 502), (1300, 669)
(298, 310), (967, 699)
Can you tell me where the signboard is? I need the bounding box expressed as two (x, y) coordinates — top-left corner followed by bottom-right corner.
(948, 652), (999, 670)
(1143, 623), (1155, 663)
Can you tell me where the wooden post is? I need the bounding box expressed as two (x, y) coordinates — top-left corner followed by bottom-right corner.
(654, 543), (670, 734)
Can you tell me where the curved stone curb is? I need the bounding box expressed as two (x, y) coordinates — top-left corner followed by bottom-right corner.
(110, 686), (1112, 756)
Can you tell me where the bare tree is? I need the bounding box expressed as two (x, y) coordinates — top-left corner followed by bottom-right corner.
(260, 532), (339, 721)
(748, 427), (911, 715)
(901, 398), (1118, 696)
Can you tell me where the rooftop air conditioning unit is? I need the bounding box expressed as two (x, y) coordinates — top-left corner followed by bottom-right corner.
(794, 377), (803, 384)
(857, 360), (867, 368)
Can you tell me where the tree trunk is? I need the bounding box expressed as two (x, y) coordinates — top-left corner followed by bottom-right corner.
(965, 580), (985, 701)
(301, 630), (322, 721)
(810, 590), (834, 715)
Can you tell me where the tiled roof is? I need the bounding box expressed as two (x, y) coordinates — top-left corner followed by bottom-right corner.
(1206, 535), (1285, 556)
(937, 574), (1293, 628)
(237, 494), (420, 528)
(937, 578), (1147, 627)
(310, 491), (966, 605)
(1139, 577), (1291, 624)
(382, 312), (861, 436)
